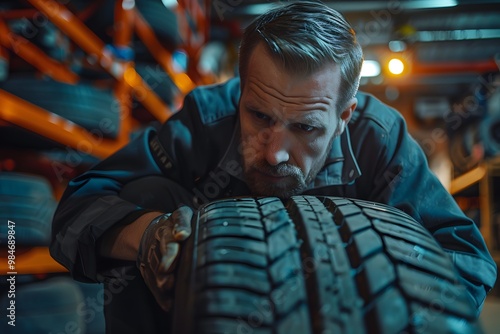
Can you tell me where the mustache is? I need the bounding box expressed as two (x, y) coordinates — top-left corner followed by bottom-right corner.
(252, 161), (303, 178)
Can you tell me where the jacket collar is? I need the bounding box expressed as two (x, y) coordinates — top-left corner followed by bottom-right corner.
(313, 126), (362, 187)
(218, 116), (362, 187)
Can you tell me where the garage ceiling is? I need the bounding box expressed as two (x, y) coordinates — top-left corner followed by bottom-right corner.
(211, 0), (500, 103)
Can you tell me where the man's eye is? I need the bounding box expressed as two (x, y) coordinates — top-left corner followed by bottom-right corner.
(254, 111), (271, 121)
(295, 123), (315, 132)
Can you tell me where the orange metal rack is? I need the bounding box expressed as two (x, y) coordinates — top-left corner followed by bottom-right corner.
(0, 0), (206, 158)
(0, 0), (212, 274)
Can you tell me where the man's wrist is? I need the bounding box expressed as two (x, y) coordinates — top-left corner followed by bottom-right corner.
(99, 211), (165, 261)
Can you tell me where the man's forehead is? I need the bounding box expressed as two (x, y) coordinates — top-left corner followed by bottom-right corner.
(243, 43), (342, 105)
(244, 84), (333, 113)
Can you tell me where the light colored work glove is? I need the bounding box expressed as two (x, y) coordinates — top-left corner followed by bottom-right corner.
(136, 206), (193, 312)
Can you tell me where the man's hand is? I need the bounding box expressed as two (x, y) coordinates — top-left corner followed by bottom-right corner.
(136, 206), (193, 312)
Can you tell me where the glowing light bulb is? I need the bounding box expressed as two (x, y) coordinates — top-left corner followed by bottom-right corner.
(388, 58), (405, 75)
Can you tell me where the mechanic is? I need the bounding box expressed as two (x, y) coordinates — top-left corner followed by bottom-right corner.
(50, 1), (496, 332)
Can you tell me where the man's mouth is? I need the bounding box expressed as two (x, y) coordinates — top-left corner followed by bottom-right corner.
(254, 168), (292, 182)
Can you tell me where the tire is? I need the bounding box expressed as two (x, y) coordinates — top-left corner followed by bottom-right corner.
(173, 196), (480, 334)
(74, 0), (181, 52)
(135, 0), (181, 51)
(7, 19), (70, 63)
(0, 75), (120, 139)
(0, 172), (55, 246)
(479, 115), (500, 157)
(134, 62), (176, 107)
(0, 276), (85, 333)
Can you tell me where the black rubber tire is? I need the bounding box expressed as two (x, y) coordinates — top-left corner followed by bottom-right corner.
(135, 0), (181, 50)
(0, 276), (85, 333)
(449, 125), (479, 175)
(134, 62), (176, 107)
(0, 75), (120, 139)
(480, 115), (500, 156)
(7, 18), (70, 63)
(173, 196), (480, 334)
(74, 0), (180, 52)
(0, 172), (55, 246)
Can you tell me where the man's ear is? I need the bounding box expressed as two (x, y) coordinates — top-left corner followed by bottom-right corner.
(336, 97), (357, 135)
(340, 97), (357, 123)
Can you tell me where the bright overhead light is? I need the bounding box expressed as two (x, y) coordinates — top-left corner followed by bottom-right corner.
(122, 0), (135, 10)
(404, 0), (457, 9)
(244, 1), (457, 15)
(162, 0), (177, 8)
(360, 60), (381, 77)
(388, 58), (405, 75)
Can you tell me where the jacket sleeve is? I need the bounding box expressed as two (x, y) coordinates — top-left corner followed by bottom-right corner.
(50, 127), (164, 282)
(50, 94), (208, 283)
(355, 105), (497, 312)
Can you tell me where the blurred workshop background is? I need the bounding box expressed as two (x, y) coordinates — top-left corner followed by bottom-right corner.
(0, 0), (500, 333)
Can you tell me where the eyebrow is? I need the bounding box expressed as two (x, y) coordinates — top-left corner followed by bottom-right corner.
(245, 103), (326, 127)
(290, 113), (325, 127)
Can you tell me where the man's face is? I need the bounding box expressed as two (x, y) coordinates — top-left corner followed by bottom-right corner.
(239, 43), (354, 199)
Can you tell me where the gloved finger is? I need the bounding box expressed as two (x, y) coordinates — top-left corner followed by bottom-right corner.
(157, 298), (173, 313)
(172, 206), (193, 241)
(155, 273), (175, 291)
(158, 242), (180, 273)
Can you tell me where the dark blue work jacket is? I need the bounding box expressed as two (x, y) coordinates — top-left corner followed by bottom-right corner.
(51, 77), (496, 312)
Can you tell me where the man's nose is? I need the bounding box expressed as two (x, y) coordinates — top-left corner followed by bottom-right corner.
(264, 127), (290, 166)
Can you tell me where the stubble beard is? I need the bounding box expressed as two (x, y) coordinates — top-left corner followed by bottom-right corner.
(242, 135), (335, 199)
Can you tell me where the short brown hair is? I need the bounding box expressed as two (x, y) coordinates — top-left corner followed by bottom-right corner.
(239, 1), (363, 111)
